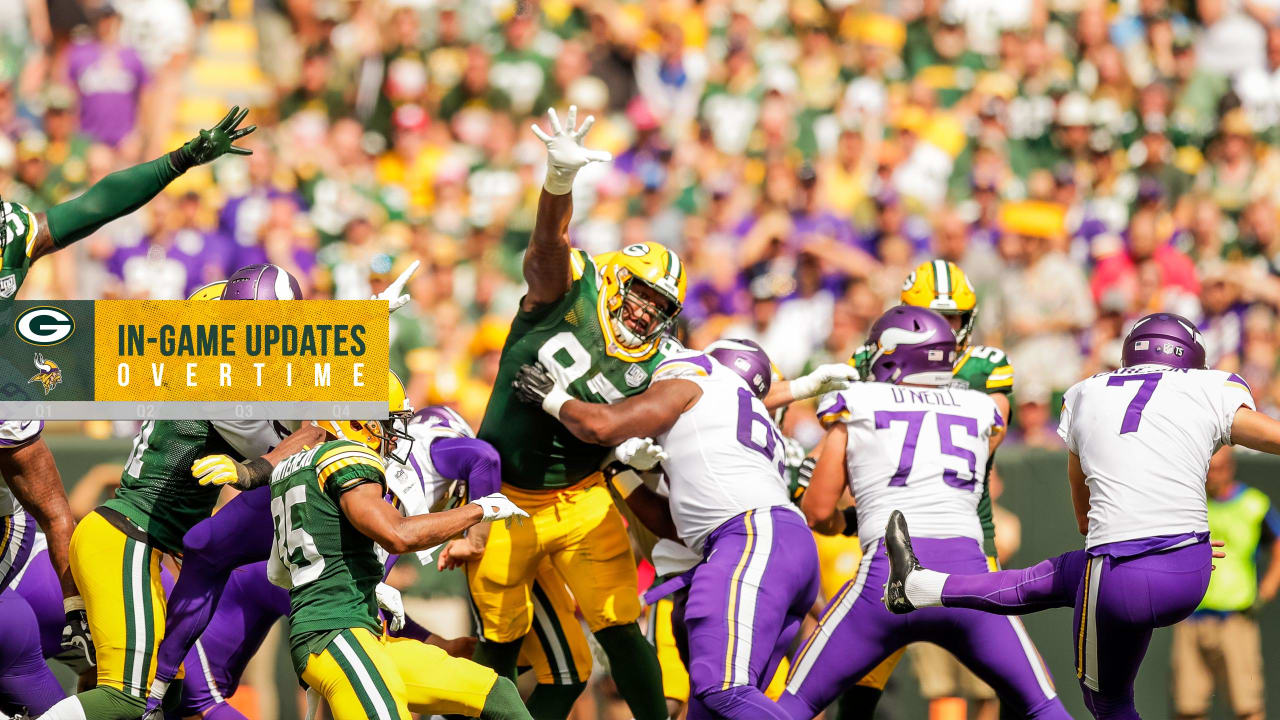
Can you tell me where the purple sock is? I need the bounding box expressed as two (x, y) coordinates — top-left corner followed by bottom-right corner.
(941, 550), (1086, 615)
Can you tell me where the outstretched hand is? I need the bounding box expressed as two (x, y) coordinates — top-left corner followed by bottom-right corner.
(532, 106), (612, 194)
(170, 106), (257, 172)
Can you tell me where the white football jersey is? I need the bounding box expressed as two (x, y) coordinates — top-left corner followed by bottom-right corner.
(652, 352), (795, 554)
(384, 407), (475, 564)
(817, 382), (1002, 550)
(211, 419), (299, 459)
(1058, 365), (1255, 548)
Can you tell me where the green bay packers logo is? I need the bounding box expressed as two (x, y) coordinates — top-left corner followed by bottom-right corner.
(14, 306), (74, 346)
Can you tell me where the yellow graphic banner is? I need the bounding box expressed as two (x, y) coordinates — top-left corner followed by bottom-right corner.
(94, 300), (388, 406)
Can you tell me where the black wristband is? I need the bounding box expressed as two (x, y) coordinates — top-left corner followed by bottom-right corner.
(840, 506), (859, 537)
(234, 456), (275, 490)
(166, 148), (191, 175)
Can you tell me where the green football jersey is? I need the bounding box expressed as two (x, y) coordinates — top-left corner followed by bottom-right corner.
(0, 201), (42, 303)
(104, 420), (242, 554)
(270, 439), (388, 672)
(849, 343), (1015, 556)
(479, 250), (679, 491)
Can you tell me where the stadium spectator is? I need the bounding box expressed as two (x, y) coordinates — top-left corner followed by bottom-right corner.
(1172, 448), (1280, 720)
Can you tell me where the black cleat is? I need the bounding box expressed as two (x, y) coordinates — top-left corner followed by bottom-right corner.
(883, 510), (922, 614)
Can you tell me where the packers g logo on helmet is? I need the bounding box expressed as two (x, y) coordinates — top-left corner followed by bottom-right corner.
(900, 259), (978, 349)
(188, 281), (227, 301)
(594, 242), (686, 362)
(317, 371), (415, 463)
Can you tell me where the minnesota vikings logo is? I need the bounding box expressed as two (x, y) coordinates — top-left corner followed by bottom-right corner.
(28, 353), (62, 396)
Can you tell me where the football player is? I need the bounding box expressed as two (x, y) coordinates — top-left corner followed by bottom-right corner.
(145, 403), (517, 720)
(512, 338), (822, 719)
(778, 306), (1070, 720)
(267, 375), (530, 720)
(139, 263), (418, 717)
(466, 107), (674, 720)
(884, 312), (1280, 719)
(0, 106), (255, 674)
(38, 265), (328, 720)
(834, 258), (1015, 718)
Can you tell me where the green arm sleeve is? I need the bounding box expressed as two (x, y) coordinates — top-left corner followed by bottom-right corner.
(45, 156), (180, 248)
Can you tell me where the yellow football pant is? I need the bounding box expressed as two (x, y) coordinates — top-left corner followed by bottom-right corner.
(383, 635), (498, 715)
(467, 475), (639, 642)
(69, 510), (172, 697)
(517, 559), (594, 684)
(300, 628), (411, 720)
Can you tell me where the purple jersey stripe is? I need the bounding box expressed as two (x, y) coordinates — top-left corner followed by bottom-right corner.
(657, 353), (713, 376)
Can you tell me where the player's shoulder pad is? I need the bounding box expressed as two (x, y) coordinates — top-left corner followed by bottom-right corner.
(653, 348), (713, 381)
(816, 389), (854, 428)
(316, 440), (385, 490)
(570, 248), (594, 281)
(2, 201), (40, 258)
(1220, 370), (1252, 395)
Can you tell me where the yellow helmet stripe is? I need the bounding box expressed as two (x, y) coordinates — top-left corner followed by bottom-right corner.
(667, 248), (683, 287)
(933, 259), (951, 298)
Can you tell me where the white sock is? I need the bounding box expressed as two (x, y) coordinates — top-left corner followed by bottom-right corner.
(904, 568), (949, 608)
(38, 696), (86, 720)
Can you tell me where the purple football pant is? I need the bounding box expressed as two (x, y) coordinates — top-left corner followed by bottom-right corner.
(682, 506), (819, 720)
(779, 537), (1068, 720)
(0, 588), (65, 714)
(941, 539), (1212, 719)
(12, 548), (67, 657)
(175, 561), (290, 717)
(153, 487), (274, 689)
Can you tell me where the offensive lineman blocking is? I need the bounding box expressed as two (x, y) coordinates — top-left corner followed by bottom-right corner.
(885, 312), (1280, 719)
(513, 339), (821, 719)
(778, 305), (1070, 720)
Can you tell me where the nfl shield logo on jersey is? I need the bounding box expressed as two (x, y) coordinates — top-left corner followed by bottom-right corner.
(625, 364), (648, 388)
(0, 274), (15, 299)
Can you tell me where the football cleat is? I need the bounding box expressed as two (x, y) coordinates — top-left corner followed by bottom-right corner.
(883, 510), (922, 615)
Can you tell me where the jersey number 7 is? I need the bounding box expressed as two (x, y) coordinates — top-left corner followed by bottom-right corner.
(1105, 373), (1162, 434)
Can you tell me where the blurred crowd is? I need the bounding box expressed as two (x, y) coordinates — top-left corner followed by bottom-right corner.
(7, 0), (1280, 448)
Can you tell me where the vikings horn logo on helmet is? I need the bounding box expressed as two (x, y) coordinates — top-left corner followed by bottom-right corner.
(29, 353), (62, 395)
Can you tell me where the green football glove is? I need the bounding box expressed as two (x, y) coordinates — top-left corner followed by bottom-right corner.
(169, 106), (257, 173)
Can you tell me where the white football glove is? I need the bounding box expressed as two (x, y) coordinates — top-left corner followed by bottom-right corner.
(375, 582), (405, 632)
(471, 492), (530, 526)
(613, 437), (668, 471)
(789, 363), (859, 401)
(371, 259), (420, 314)
(531, 106), (612, 194)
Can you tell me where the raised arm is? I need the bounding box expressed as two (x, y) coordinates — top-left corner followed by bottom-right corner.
(763, 363), (858, 411)
(512, 361), (701, 446)
(30, 107), (255, 261)
(340, 481), (525, 555)
(522, 106), (612, 312)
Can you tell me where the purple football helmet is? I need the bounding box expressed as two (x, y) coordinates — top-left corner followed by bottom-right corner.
(1122, 312), (1206, 369)
(706, 338), (772, 398)
(220, 263), (302, 300)
(866, 306), (956, 386)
